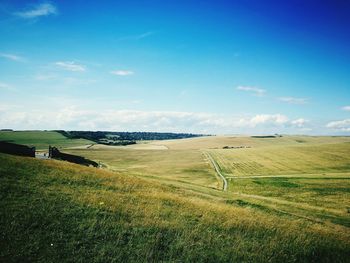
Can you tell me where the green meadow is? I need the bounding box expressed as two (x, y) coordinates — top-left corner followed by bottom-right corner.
(0, 131), (93, 150)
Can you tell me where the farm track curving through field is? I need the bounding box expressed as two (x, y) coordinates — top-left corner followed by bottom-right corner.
(205, 152), (228, 191)
(203, 153), (347, 224)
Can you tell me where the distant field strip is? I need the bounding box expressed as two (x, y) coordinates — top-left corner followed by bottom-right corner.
(204, 152), (228, 191)
(226, 174), (350, 179)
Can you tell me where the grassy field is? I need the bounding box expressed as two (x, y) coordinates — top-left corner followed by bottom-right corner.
(66, 147), (219, 190)
(1, 153), (349, 262)
(209, 142), (350, 176)
(227, 175), (350, 226)
(0, 131), (93, 150)
(1, 135), (350, 262)
(204, 137), (350, 228)
(66, 136), (350, 231)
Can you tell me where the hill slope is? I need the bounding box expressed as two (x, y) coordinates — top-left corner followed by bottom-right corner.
(0, 153), (349, 262)
(0, 131), (93, 150)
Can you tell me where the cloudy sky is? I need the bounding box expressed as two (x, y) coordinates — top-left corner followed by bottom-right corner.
(0, 0), (349, 134)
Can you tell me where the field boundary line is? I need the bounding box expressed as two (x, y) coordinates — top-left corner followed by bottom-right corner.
(204, 152), (228, 191)
(226, 175), (350, 179)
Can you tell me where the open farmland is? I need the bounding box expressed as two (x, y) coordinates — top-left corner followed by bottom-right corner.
(1, 135), (350, 262)
(65, 135), (350, 230)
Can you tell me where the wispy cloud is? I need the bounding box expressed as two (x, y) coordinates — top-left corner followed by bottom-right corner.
(341, 106), (350, 111)
(117, 31), (155, 41)
(0, 82), (16, 92)
(236, 86), (266, 96)
(110, 70), (134, 76)
(15, 2), (57, 19)
(0, 82), (11, 89)
(134, 31), (154, 40)
(0, 53), (24, 62)
(34, 73), (57, 81)
(55, 61), (86, 72)
(326, 119), (350, 132)
(278, 97), (308, 105)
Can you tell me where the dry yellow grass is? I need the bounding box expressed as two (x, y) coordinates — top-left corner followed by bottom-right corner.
(1, 152), (349, 262)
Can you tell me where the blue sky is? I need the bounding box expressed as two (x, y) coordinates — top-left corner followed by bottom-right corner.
(0, 0), (349, 134)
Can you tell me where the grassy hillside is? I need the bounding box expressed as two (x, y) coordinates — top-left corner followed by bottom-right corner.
(1, 153), (349, 262)
(0, 131), (93, 150)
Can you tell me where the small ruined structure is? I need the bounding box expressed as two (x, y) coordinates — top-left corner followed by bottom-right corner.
(0, 141), (98, 167)
(49, 146), (98, 167)
(0, 141), (35, 157)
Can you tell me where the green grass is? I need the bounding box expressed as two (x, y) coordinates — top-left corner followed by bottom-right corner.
(228, 175), (350, 226)
(1, 153), (349, 262)
(0, 131), (93, 150)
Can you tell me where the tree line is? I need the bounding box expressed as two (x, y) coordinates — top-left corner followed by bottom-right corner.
(56, 130), (207, 145)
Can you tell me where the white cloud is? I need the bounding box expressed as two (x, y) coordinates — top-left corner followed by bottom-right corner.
(0, 53), (24, 62)
(291, 118), (308, 128)
(110, 70), (134, 76)
(278, 97), (308, 104)
(326, 119), (350, 132)
(341, 106), (350, 111)
(236, 86), (266, 96)
(234, 114), (287, 127)
(55, 61), (86, 72)
(15, 2), (57, 19)
(0, 105), (309, 134)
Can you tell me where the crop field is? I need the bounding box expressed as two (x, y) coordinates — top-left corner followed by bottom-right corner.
(0, 131), (93, 150)
(209, 142), (350, 176)
(198, 138), (350, 230)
